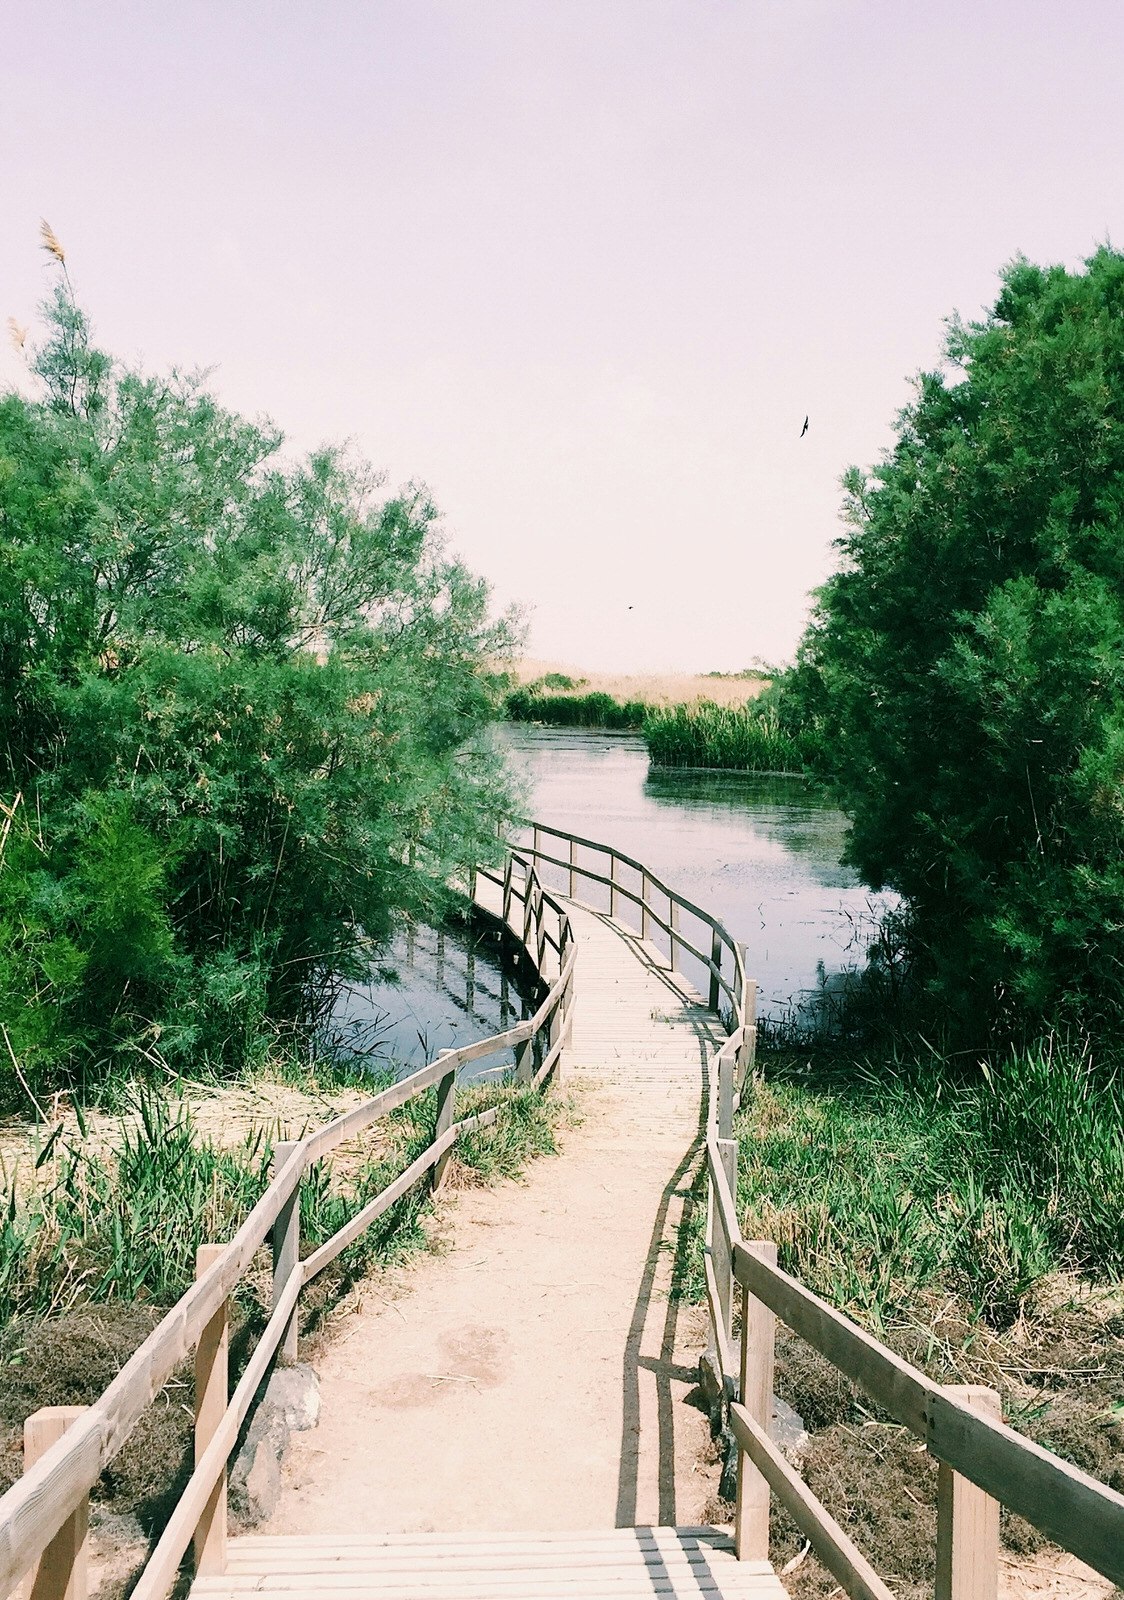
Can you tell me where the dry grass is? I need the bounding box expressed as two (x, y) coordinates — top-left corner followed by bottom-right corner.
(509, 657), (769, 709)
(0, 1076), (371, 1202)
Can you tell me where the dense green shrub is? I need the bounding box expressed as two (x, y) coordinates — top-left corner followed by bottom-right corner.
(0, 268), (516, 1096)
(797, 247), (1124, 1043)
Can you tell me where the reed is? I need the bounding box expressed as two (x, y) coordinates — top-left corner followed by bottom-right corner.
(505, 688), (648, 729)
(644, 701), (815, 773)
(0, 1076), (562, 1328)
(679, 1037), (1124, 1331)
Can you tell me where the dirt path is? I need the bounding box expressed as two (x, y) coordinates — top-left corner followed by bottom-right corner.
(266, 907), (726, 1535)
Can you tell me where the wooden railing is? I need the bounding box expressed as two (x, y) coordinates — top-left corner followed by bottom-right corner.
(7, 822), (1123, 1600)
(0, 850), (574, 1600)
(518, 819), (757, 1082)
(519, 821), (1124, 1597)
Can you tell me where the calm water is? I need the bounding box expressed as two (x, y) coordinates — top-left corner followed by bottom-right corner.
(501, 726), (892, 1024)
(330, 726), (891, 1066)
(326, 919), (526, 1078)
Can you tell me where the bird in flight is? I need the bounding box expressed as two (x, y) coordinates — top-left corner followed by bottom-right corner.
(800, 416), (809, 437)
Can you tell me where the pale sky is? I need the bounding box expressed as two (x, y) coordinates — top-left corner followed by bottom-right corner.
(3, 2), (1122, 672)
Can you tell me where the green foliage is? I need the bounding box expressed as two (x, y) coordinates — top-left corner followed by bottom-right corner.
(643, 697), (817, 772)
(679, 1039), (1124, 1331)
(0, 274), (517, 1095)
(0, 1075), (563, 1328)
(505, 688), (647, 729)
(797, 247), (1124, 1042)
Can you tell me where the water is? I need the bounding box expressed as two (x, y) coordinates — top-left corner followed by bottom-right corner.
(329, 725), (892, 1068)
(326, 918), (527, 1079)
(500, 725), (893, 1025)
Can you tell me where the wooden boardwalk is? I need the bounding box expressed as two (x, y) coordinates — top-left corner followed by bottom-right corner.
(11, 827), (1120, 1600)
(200, 895), (784, 1598)
(195, 1529), (782, 1599)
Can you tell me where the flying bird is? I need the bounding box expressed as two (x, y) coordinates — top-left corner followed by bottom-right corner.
(800, 416), (809, 437)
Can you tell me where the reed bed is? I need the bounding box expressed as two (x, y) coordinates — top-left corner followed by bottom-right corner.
(644, 701), (815, 773)
(505, 688), (648, 729)
(681, 1037), (1124, 1330)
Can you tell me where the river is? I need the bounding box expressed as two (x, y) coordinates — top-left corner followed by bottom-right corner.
(328, 726), (890, 1071)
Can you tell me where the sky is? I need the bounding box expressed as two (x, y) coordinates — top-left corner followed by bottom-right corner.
(2, 1), (1122, 672)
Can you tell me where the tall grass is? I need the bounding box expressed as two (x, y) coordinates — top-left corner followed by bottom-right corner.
(644, 702), (815, 773)
(505, 688), (647, 730)
(0, 1078), (562, 1328)
(681, 1039), (1124, 1331)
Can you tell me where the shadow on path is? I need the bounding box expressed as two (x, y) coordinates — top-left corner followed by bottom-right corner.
(599, 912), (720, 1528)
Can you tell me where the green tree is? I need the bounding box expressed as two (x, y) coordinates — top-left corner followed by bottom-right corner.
(799, 247), (1124, 1043)
(0, 263), (517, 1092)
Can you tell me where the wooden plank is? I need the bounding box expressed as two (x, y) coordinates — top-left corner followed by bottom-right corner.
(218, 1544), (756, 1572)
(22, 1410), (88, 1600)
(706, 1137), (740, 1256)
(703, 1250), (735, 1382)
(271, 1144), (301, 1364)
(729, 1403), (895, 1600)
(432, 1058), (456, 1191)
(193, 1583), (784, 1600)
(193, 1247), (228, 1579)
(935, 1387), (1000, 1600)
(226, 1528), (740, 1552)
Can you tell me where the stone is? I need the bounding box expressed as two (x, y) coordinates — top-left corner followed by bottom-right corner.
(230, 1365), (321, 1523)
(772, 1394), (810, 1467)
(263, 1364), (321, 1431)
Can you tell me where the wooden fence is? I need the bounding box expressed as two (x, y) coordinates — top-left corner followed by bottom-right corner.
(7, 823), (1124, 1600)
(519, 822), (1124, 1599)
(0, 850), (573, 1600)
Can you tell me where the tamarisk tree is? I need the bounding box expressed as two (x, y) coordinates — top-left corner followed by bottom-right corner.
(0, 258), (517, 1090)
(799, 248), (1124, 1044)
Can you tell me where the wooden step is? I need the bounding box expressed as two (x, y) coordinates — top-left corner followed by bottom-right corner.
(193, 1528), (787, 1598)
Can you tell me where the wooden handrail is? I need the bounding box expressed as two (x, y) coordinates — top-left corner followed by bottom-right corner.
(0, 848), (574, 1600)
(10, 821), (1122, 1598)
(520, 825), (1124, 1592)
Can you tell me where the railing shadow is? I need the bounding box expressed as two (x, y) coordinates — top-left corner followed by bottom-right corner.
(603, 914), (719, 1530)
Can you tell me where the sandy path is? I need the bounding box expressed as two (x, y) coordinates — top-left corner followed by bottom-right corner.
(266, 907), (725, 1535)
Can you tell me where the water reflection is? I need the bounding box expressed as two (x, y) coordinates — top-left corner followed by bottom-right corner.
(499, 725), (894, 1024)
(326, 917), (527, 1079)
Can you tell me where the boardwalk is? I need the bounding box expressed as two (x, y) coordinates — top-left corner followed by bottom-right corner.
(250, 902), (753, 1552)
(9, 828), (1121, 1600)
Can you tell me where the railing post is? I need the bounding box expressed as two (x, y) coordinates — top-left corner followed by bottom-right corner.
(735, 1240), (777, 1562)
(533, 824), (542, 862)
(714, 1137), (737, 1345)
(516, 1028), (534, 1084)
(433, 1049), (457, 1189)
(709, 928), (722, 1012)
(640, 872), (651, 942)
(718, 1046), (735, 1141)
(737, 958), (757, 1090)
(272, 1141), (301, 1364)
(668, 893), (679, 969)
(194, 1244), (229, 1577)
(23, 1408), (89, 1600)
(609, 853), (619, 920)
(502, 852), (513, 927)
(934, 1386), (1001, 1600)
(568, 836), (577, 898)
